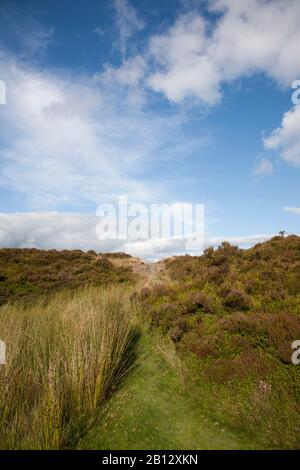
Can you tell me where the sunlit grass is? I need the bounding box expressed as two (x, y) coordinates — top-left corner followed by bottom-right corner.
(0, 285), (138, 449)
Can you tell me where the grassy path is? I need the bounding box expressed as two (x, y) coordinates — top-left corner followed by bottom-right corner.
(79, 334), (251, 450)
(78, 260), (257, 450)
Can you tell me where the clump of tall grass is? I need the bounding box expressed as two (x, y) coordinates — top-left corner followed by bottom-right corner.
(0, 286), (138, 449)
(153, 334), (186, 385)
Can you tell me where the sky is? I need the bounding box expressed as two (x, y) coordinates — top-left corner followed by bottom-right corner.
(0, 0), (299, 259)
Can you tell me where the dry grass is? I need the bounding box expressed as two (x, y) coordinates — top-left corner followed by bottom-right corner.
(153, 334), (187, 385)
(0, 285), (138, 449)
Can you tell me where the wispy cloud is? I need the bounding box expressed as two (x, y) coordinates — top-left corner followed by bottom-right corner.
(0, 1), (53, 57)
(0, 51), (209, 211)
(284, 207), (300, 215)
(0, 57), (150, 209)
(254, 159), (273, 176)
(113, 0), (144, 56)
(93, 27), (106, 37)
(100, 55), (146, 88)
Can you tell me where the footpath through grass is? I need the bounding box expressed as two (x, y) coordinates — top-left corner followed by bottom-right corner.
(1, 243), (299, 449)
(79, 333), (254, 450)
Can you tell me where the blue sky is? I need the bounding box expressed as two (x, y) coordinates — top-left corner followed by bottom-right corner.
(0, 0), (299, 258)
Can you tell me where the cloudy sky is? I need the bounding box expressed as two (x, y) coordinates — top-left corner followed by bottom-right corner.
(0, 0), (299, 259)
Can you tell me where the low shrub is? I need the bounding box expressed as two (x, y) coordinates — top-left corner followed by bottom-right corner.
(222, 288), (251, 311)
(0, 248), (136, 305)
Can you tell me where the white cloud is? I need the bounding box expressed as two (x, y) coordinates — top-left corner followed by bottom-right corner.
(0, 212), (276, 260)
(1, 1), (298, 258)
(113, 0), (144, 56)
(264, 105), (300, 167)
(1, 53), (199, 210)
(254, 159), (273, 176)
(208, 234), (273, 247)
(122, 234), (274, 260)
(101, 55), (146, 88)
(209, 0), (300, 86)
(0, 57), (147, 208)
(146, 0), (300, 104)
(284, 207), (300, 215)
(0, 212), (101, 251)
(148, 14), (221, 105)
(0, 212), (201, 258)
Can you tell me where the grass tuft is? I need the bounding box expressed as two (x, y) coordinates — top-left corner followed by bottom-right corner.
(0, 285), (138, 449)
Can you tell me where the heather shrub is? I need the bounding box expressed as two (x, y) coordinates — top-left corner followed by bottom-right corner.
(0, 248), (136, 305)
(202, 350), (274, 384)
(185, 291), (215, 314)
(139, 236), (300, 395)
(222, 288), (251, 311)
(220, 312), (300, 362)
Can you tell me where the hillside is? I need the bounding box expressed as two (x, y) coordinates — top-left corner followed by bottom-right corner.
(0, 236), (299, 449)
(140, 235), (300, 365)
(0, 248), (137, 305)
(133, 235), (300, 448)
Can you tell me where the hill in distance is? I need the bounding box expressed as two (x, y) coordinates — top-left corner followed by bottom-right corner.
(0, 235), (299, 449)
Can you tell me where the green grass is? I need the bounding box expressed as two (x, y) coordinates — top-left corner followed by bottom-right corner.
(0, 285), (139, 449)
(79, 334), (253, 450)
(0, 238), (299, 449)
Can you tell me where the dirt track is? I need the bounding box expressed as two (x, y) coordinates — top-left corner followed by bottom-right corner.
(103, 254), (167, 289)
